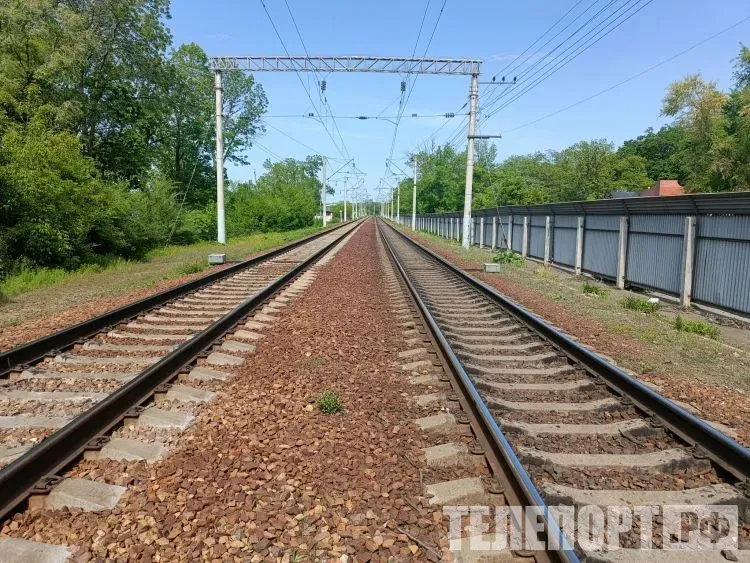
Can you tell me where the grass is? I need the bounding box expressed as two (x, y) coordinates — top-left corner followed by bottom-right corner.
(674, 315), (721, 340)
(492, 250), (524, 267)
(173, 260), (207, 276)
(0, 226), (323, 330)
(315, 390), (343, 414)
(582, 281), (608, 297)
(621, 296), (659, 314)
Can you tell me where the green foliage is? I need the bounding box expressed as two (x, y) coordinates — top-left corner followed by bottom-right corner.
(0, 0), (269, 280)
(315, 390), (343, 414)
(0, 260), (128, 299)
(492, 250), (524, 267)
(173, 260), (206, 276)
(621, 296), (659, 314)
(582, 282), (608, 297)
(402, 139), (651, 215)
(674, 316), (720, 339)
(226, 156), (322, 236)
(401, 46), (750, 214)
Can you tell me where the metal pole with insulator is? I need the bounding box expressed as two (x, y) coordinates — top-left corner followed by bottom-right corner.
(461, 73), (479, 248)
(214, 70), (226, 244)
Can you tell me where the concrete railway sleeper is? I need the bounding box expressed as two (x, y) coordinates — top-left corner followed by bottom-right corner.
(0, 221), (362, 528)
(378, 218), (750, 562)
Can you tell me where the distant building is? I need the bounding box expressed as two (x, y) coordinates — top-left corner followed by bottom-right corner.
(639, 179), (685, 197)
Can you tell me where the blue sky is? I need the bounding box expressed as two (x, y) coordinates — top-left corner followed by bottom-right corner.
(169, 0), (750, 202)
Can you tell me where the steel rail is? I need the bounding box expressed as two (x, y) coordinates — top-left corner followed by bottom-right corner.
(0, 221), (360, 521)
(0, 222), (351, 378)
(381, 220), (750, 486)
(377, 219), (578, 563)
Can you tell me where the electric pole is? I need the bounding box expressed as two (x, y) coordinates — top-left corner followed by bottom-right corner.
(462, 72), (479, 248)
(214, 70), (226, 244)
(411, 157), (417, 230)
(344, 182), (348, 222)
(396, 181), (400, 223)
(321, 157), (327, 227)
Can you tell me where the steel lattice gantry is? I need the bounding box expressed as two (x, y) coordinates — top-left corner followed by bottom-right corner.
(209, 56), (481, 75)
(210, 55), (483, 245)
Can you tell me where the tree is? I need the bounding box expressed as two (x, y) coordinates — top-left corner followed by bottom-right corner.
(618, 126), (688, 181)
(226, 156), (322, 235)
(158, 43), (214, 207)
(55, 0), (173, 186)
(661, 75), (729, 191)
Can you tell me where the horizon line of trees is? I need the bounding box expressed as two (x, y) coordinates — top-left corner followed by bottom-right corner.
(395, 44), (750, 215)
(0, 0), (328, 279)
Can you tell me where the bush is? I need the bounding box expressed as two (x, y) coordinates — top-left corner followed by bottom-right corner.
(621, 296), (659, 314)
(173, 260), (206, 276)
(674, 316), (720, 339)
(315, 390), (343, 414)
(492, 250), (524, 267)
(582, 282), (608, 297)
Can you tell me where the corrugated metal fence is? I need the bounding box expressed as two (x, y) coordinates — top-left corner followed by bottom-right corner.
(395, 192), (750, 316)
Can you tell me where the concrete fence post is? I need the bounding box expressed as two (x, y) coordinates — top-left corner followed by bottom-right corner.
(575, 216), (585, 275)
(457, 218), (461, 242)
(521, 216), (529, 257)
(544, 216), (552, 265)
(479, 217), (485, 249)
(507, 216), (513, 251)
(616, 216), (628, 290)
(680, 216), (697, 308)
(491, 216), (498, 250)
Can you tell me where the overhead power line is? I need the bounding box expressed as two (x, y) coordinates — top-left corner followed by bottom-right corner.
(261, 119), (334, 159)
(483, 0), (655, 120)
(481, 0), (624, 114)
(491, 0), (588, 82)
(263, 112), (464, 119)
(279, 0), (352, 161)
(506, 15), (750, 133)
(381, 0), (449, 190)
(258, 0), (349, 160)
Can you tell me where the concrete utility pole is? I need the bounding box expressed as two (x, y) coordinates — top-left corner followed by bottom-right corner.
(343, 182), (348, 222)
(396, 182), (400, 223)
(411, 157), (418, 230)
(461, 72), (479, 248)
(214, 70), (226, 244)
(321, 157), (327, 227)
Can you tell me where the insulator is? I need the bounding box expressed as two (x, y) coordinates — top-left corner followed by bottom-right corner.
(411, 113), (417, 118)
(320, 80), (326, 92)
(307, 112), (315, 117)
(400, 80), (406, 92)
(445, 112), (455, 118)
(513, 76), (517, 83)
(502, 75), (505, 82)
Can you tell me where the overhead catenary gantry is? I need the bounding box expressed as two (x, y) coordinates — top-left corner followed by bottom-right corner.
(209, 55), (482, 245)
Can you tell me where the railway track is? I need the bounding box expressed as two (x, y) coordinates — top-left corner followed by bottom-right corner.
(378, 218), (750, 562)
(0, 221), (360, 525)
